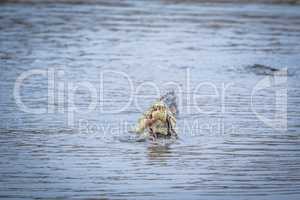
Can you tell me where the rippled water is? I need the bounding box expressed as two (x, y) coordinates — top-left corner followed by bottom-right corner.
(1, 1), (300, 199)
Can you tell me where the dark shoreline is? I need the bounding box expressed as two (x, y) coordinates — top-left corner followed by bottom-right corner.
(1, 0), (300, 4)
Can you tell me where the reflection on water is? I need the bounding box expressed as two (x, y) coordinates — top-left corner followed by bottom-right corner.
(0, 0), (300, 199)
(147, 144), (172, 161)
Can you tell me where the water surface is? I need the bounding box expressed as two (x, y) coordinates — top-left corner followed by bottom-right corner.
(0, 1), (300, 199)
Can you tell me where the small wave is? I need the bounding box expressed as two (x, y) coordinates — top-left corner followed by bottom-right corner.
(245, 64), (290, 76)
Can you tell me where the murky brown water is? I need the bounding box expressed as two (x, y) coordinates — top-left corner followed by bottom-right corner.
(0, 1), (300, 199)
